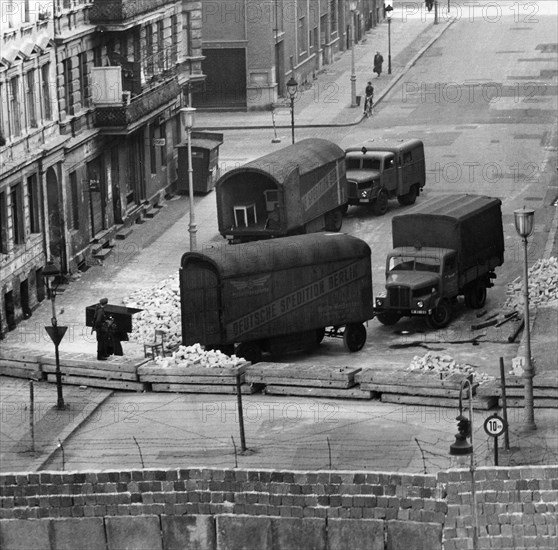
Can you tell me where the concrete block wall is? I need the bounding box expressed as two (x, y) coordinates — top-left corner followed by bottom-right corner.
(0, 466), (556, 549)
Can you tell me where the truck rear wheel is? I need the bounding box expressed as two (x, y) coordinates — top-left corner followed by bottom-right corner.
(465, 284), (487, 309)
(397, 185), (417, 206)
(376, 312), (401, 326)
(343, 323), (367, 352)
(372, 190), (389, 216)
(325, 208), (344, 232)
(426, 300), (452, 329)
(236, 342), (262, 364)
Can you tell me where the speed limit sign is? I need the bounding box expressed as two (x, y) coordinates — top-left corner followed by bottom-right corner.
(484, 414), (506, 438)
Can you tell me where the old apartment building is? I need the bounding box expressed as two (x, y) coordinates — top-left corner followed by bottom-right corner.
(0, 0), (204, 337)
(197, 0), (382, 110)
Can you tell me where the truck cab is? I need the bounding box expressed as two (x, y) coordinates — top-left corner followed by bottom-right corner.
(345, 139), (425, 216)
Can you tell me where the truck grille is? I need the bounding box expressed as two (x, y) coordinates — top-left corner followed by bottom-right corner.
(348, 181), (358, 198)
(389, 286), (410, 308)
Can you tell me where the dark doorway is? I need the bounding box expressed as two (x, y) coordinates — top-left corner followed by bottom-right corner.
(20, 279), (31, 318)
(46, 167), (65, 269)
(4, 290), (15, 331)
(194, 48), (247, 109)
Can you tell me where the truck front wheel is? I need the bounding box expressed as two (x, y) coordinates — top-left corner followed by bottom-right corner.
(343, 323), (367, 352)
(426, 300), (452, 329)
(376, 312), (401, 326)
(325, 208), (344, 232)
(372, 190), (389, 216)
(236, 342), (262, 364)
(465, 284), (487, 309)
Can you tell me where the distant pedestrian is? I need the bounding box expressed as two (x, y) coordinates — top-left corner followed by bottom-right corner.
(373, 51), (384, 77)
(364, 82), (374, 116)
(92, 297), (109, 360)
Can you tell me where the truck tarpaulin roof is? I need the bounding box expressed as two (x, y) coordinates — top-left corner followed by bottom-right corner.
(216, 138), (345, 189)
(392, 194), (504, 268)
(180, 233), (370, 279)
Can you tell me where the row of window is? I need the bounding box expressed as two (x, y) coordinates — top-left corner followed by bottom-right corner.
(0, 173), (41, 254)
(0, 64), (52, 140)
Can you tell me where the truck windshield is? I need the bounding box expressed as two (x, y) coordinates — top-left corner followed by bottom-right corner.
(389, 256), (441, 273)
(345, 158), (381, 170)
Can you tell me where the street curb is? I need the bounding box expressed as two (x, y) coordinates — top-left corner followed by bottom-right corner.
(198, 17), (457, 132)
(31, 389), (114, 472)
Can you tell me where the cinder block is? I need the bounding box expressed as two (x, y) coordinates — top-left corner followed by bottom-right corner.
(270, 517), (325, 550)
(216, 514), (271, 550)
(51, 518), (106, 550)
(161, 515), (216, 550)
(386, 520), (443, 550)
(105, 515), (162, 550)
(0, 519), (50, 550)
(327, 518), (384, 550)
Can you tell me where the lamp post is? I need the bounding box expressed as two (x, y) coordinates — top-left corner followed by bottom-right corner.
(349, 0), (357, 108)
(386, 1), (393, 74)
(286, 76), (298, 144)
(514, 207), (536, 431)
(43, 261), (67, 410)
(180, 107), (197, 251)
(450, 378), (478, 550)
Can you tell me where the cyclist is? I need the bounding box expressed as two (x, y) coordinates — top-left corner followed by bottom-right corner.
(364, 82), (374, 116)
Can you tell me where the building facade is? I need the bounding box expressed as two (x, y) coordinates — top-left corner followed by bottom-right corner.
(0, 0), (204, 337)
(196, 0), (382, 110)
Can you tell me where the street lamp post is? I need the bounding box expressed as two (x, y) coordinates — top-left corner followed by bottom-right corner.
(350, 0), (357, 108)
(386, 2), (393, 74)
(450, 379), (478, 550)
(286, 77), (298, 144)
(180, 107), (197, 251)
(514, 207), (536, 431)
(43, 261), (67, 410)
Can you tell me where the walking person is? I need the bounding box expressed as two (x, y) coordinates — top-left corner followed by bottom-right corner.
(92, 297), (110, 360)
(373, 51), (384, 77)
(364, 81), (374, 116)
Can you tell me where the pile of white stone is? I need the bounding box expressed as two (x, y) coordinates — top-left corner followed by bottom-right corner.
(407, 352), (493, 383)
(153, 344), (245, 369)
(124, 274), (182, 349)
(505, 257), (558, 310)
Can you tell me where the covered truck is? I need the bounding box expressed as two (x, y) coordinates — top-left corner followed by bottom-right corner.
(216, 138), (348, 243)
(374, 194), (504, 329)
(180, 233), (373, 362)
(345, 139), (425, 215)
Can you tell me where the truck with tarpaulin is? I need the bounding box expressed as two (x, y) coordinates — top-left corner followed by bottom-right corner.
(373, 194), (504, 329)
(215, 138), (348, 243)
(180, 233), (373, 362)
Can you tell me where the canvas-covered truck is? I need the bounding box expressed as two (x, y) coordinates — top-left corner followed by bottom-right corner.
(374, 194), (504, 329)
(180, 233), (374, 363)
(345, 139), (425, 215)
(216, 138), (348, 243)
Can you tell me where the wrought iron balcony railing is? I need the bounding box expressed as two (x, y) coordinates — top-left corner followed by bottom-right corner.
(90, 0), (171, 23)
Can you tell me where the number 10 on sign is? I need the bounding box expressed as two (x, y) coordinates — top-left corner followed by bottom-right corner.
(483, 414), (507, 465)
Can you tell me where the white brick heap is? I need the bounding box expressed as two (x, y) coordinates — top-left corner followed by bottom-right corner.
(123, 274), (182, 349)
(505, 257), (558, 310)
(407, 352), (493, 383)
(153, 344), (244, 369)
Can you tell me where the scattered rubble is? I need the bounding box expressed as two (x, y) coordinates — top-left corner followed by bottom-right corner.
(153, 344), (245, 369)
(505, 257), (558, 310)
(407, 352), (494, 384)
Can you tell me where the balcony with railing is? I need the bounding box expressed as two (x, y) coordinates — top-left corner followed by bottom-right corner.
(89, 0), (171, 23)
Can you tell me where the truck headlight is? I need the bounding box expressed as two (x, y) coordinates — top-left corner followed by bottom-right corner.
(361, 190), (368, 198)
(376, 297), (384, 307)
(416, 300), (424, 308)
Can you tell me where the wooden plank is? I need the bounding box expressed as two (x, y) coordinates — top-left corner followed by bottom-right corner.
(41, 364), (138, 381)
(139, 373), (243, 384)
(46, 374), (145, 392)
(264, 385), (373, 400)
(381, 393), (497, 410)
(356, 369), (471, 389)
(0, 349), (43, 363)
(498, 375), (558, 388)
(150, 383), (255, 394)
(498, 397), (558, 409)
(0, 364), (42, 380)
(246, 363), (360, 381)
(138, 363), (248, 377)
(494, 387), (558, 398)
(359, 383), (475, 398)
(245, 375), (355, 389)
(41, 355), (140, 373)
